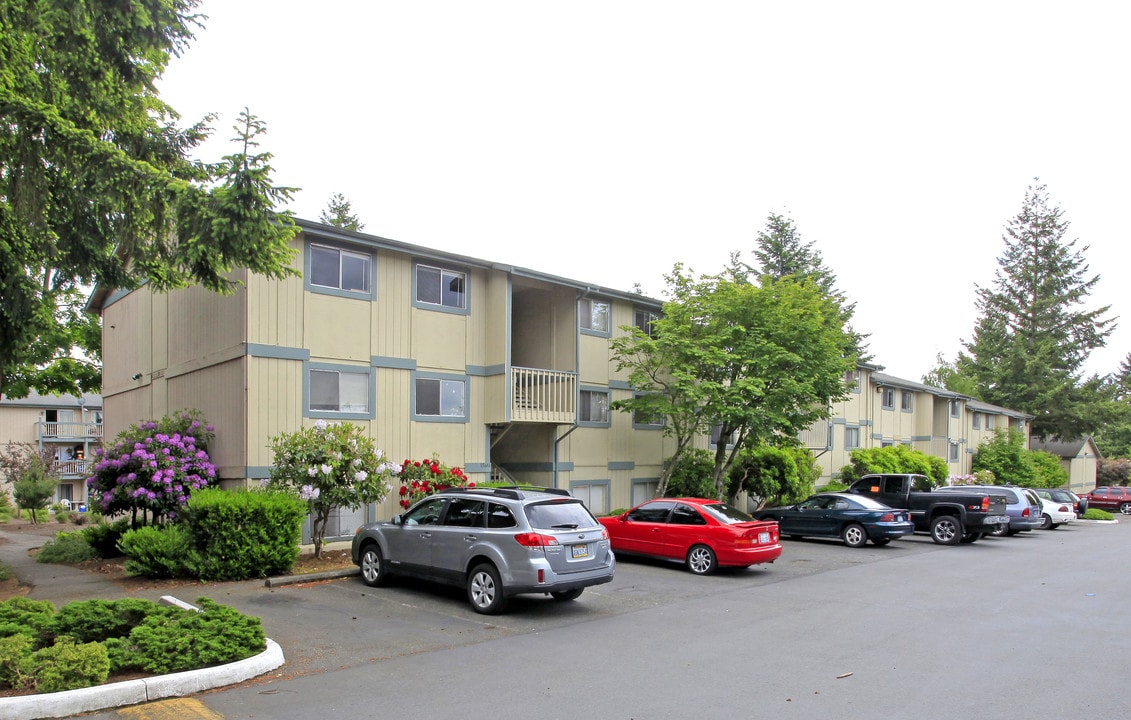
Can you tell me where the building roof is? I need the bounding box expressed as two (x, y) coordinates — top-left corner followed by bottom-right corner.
(0, 391), (102, 409)
(1030, 436), (1102, 460)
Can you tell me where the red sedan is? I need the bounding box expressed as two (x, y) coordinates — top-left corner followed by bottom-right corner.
(598, 497), (782, 575)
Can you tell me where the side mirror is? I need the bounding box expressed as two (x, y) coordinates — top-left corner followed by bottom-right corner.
(392, 514), (403, 526)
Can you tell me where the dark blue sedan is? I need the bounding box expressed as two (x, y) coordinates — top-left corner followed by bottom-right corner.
(754, 492), (914, 547)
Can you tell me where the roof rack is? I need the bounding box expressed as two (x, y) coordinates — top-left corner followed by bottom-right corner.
(444, 485), (572, 500)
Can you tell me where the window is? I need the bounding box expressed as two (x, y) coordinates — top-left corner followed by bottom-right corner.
(579, 390), (610, 424)
(972, 412), (981, 429)
(403, 498), (445, 525)
(443, 498), (485, 528)
(845, 370), (859, 393)
(415, 377), (466, 418)
(627, 500), (673, 523)
(487, 502), (518, 529)
(631, 480), (658, 507)
(416, 263), (466, 309)
(710, 424), (736, 446)
(670, 504), (707, 525)
(845, 426), (861, 449)
(310, 243), (371, 293)
(634, 308), (658, 337)
(567, 484), (607, 515)
(633, 406), (664, 428)
(985, 415), (994, 430)
(309, 368), (369, 413)
(901, 391), (913, 412)
(949, 441), (960, 462)
(579, 298), (610, 334)
(881, 388), (895, 410)
(950, 399), (961, 418)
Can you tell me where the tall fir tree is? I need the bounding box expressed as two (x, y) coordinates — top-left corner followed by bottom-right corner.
(958, 182), (1115, 440)
(319, 193), (365, 231)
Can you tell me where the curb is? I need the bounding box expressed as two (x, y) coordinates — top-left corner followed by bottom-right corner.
(264, 566), (359, 588)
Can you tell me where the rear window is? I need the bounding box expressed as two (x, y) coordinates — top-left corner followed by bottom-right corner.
(699, 503), (754, 524)
(525, 500), (600, 530)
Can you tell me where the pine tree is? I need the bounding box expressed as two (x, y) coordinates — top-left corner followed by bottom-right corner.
(958, 182), (1115, 440)
(319, 193), (365, 231)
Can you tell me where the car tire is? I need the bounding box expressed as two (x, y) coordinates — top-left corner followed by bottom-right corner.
(1039, 513), (1052, 529)
(871, 538), (891, 546)
(358, 544), (388, 587)
(842, 523), (867, 548)
(989, 523), (1008, 537)
(686, 544), (718, 575)
(930, 515), (961, 545)
(550, 588), (584, 602)
(467, 563), (508, 615)
(1049, 522), (1060, 529)
(961, 532), (983, 543)
(1120, 503), (1131, 515)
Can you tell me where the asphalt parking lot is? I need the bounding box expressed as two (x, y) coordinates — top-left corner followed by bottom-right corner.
(52, 520), (1131, 719)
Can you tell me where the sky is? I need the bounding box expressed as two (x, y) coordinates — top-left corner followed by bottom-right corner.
(156, 1), (1130, 382)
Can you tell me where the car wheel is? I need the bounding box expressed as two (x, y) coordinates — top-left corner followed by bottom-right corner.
(871, 538), (891, 546)
(930, 515), (961, 545)
(842, 523), (867, 548)
(989, 523), (1008, 537)
(686, 544), (718, 575)
(1049, 522), (1060, 529)
(1039, 513), (1052, 529)
(1120, 503), (1131, 515)
(550, 588), (584, 602)
(961, 532), (983, 543)
(467, 563), (508, 615)
(358, 544), (387, 587)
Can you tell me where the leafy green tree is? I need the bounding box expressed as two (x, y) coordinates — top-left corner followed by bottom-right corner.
(12, 457), (56, 524)
(660, 448), (716, 499)
(0, 0), (300, 399)
(921, 353), (978, 395)
(268, 420), (397, 557)
(319, 192), (365, 231)
(838, 446), (949, 485)
(1096, 458), (1130, 486)
(615, 265), (855, 500)
(971, 428), (1036, 486)
(957, 182), (1114, 441)
(1093, 354), (1131, 459)
(1028, 450), (1069, 489)
(728, 445), (818, 509)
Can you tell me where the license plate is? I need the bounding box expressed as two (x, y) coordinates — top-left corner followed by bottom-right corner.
(571, 544), (589, 559)
(758, 532), (770, 544)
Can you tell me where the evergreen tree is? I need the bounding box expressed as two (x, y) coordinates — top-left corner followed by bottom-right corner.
(0, 1), (299, 399)
(958, 182), (1115, 440)
(319, 193), (365, 231)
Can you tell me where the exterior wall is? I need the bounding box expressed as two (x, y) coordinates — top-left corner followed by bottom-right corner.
(0, 395), (103, 507)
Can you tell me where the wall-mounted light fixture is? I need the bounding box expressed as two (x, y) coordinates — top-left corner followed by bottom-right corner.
(130, 372), (142, 381)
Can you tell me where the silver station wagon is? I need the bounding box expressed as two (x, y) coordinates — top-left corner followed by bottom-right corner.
(351, 486), (615, 614)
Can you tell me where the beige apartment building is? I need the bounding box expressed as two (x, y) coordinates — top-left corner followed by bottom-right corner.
(89, 220), (678, 540)
(0, 392), (103, 508)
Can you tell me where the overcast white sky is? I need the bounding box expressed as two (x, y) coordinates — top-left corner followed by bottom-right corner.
(157, 1), (1130, 382)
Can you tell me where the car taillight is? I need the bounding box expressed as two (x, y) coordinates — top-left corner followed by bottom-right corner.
(1058, 505), (1069, 512)
(513, 533), (561, 548)
(879, 513), (896, 522)
(1022, 507), (1030, 517)
(981, 497), (990, 511)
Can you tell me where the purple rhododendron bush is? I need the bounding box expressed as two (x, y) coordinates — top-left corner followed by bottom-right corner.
(86, 410), (217, 526)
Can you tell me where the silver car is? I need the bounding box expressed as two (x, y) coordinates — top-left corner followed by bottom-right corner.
(351, 486), (615, 614)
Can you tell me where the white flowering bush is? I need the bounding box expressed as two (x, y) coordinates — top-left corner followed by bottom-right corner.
(268, 420), (398, 557)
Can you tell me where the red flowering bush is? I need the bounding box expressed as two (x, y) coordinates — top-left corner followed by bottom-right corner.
(396, 455), (471, 509)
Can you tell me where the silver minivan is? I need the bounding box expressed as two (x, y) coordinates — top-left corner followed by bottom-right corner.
(352, 486), (615, 614)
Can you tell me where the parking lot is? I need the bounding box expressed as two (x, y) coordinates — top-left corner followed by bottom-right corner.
(94, 520), (1122, 720)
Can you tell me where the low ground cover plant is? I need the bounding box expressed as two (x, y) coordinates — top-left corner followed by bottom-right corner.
(0, 596), (264, 694)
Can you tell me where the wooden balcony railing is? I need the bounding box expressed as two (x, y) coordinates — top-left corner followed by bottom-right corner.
(38, 421), (103, 439)
(52, 460), (91, 477)
(510, 367), (576, 423)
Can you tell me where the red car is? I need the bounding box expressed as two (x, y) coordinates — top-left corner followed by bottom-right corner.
(1082, 486), (1131, 515)
(598, 497), (782, 575)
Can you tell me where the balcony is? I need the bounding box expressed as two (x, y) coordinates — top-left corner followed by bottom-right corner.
(52, 459), (91, 478)
(38, 421), (103, 440)
(510, 367), (576, 423)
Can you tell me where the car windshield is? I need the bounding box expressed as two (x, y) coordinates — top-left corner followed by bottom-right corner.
(699, 502), (755, 525)
(524, 499), (600, 530)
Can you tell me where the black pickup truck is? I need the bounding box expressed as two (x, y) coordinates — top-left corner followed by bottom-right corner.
(847, 473), (1010, 545)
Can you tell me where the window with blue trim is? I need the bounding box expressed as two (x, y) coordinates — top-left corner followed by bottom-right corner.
(309, 368), (369, 413)
(416, 264), (466, 309)
(579, 390), (610, 424)
(580, 297), (610, 334)
(415, 377), (466, 418)
(310, 243), (371, 293)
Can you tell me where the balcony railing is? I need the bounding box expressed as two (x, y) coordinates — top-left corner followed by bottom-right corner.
(52, 460), (91, 478)
(510, 367), (576, 423)
(38, 421), (103, 439)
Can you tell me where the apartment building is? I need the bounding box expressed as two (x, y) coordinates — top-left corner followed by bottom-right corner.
(801, 364), (1035, 484)
(89, 220), (678, 540)
(0, 392), (103, 508)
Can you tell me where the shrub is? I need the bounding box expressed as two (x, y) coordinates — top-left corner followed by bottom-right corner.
(1083, 508), (1114, 520)
(0, 598), (56, 647)
(395, 454), (469, 509)
(23, 637), (109, 693)
(662, 448), (716, 498)
(181, 488), (306, 581)
(128, 598), (264, 674)
(35, 532), (98, 564)
(81, 518), (130, 558)
(839, 446), (949, 485)
(51, 599), (168, 644)
(118, 524), (192, 578)
(729, 445), (818, 508)
(0, 635), (31, 689)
